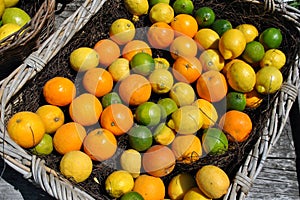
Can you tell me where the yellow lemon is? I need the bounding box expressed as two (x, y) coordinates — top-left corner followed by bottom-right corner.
(219, 29), (246, 60)
(0, 23), (21, 41)
(260, 48), (286, 70)
(168, 173), (197, 200)
(149, 3), (174, 24)
(109, 18), (136, 45)
(183, 187), (212, 200)
(120, 149), (142, 178)
(169, 82), (196, 107)
(192, 98), (218, 129)
(193, 28), (220, 50)
(105, 170), (135, 198)
(167, 105), (203, 134)
(153, 123), (176, 145)
(149, 68), (174, 94)
(236, 23), (259, 43)
(154, 57), (170, 69)
(199, 49), (225, 71)
(0, 0), (4, 17)
(4, 0), (19, 7)
(255, 66), (283, 94)
(59, 150), (93, 183)
(36, 105), (65, 134)
(221, 59), (244, 75)
(108, 58), (130, 81)
(124, 0), (149, 22)
(69, 47), (99, 72)
(195, 165), (230, 199)
(226, 60), (256, 93)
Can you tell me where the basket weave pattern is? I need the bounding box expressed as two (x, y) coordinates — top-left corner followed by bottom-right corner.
(0, 0), (56, 80)
(0, 0), (300, 199)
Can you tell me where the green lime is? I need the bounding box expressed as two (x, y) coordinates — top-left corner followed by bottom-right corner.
(149, 0), (170, 6)
(242, 41), (265, 64)
(194, 7), (215, 27)
(259, 27), (282, 49)
(101, 92), (122, 108)
(130, 52), (155, 76)
(121, 191), (144, 200)
(128, 125), (153, 152)
(135, 102), (161, 126)
(226, 91), (246, 111)
(211, 19), (232, 36)
(30, 134), (53, 156)
(157, 97), (178, 119)
(202, 128), (228, 155)
(172, 0), (194, 14)
(2, 7), (31, 27)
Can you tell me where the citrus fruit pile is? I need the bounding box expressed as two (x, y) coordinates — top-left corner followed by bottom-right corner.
(0, 0), (31, 41)
(6, 0), (289, 199)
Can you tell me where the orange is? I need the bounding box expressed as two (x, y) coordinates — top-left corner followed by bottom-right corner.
(170, 35), (198, 59)
(170, 14), (198, 38)
(100, 103), (134, 136)
(133, 175), (165, 200)
(245, 89), (263, 108)
(93, 39), (120, 67)
(69, 93), (103, 126)
(43, 77), (76, 107)
(147, 21), (175, 49)
(172, 56), (202, 83)
(122, 40), (152, 61)
(83, 128), (117, 161)
(53, 122), (87, 155)
(171, 134), (202, 164)
(218, 110), (252, 142)
(7, 111), (45, 148)
(118, 74), (152, 106)
(82, 68), (113, 97)
(36, 105), (65, 134)
(196, 70), (228, 102)
(142, 145), (176, 177)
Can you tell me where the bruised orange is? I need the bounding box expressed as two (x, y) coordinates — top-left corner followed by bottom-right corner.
(118, 74), (152, 106)
(93, 39), (121, 66)
(82, 68), (113, 97)
(196, 70), (228, 102)
(100, 103), (134, 136)
(218, 110), (252, 142)
(83, 128), (117, 161)
(172, 56), (202, 83)
(147, 22), (175, 49)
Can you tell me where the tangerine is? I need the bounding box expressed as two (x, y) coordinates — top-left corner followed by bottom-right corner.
(172, 56), (202, 83)
(133, 175), (165, 200)
(118, 74), (152, 106)
(53, 122), (86, 155)
(43, 77), (76, 107)
(170, 14), (198, 38)
(100, 103), (134, 136)
(147, 21), (175, 49)
(93, 39), (121, 66)
(83, 128), (117, 161)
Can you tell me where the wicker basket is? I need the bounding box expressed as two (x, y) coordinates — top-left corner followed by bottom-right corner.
(0, 0), (299, 199)
(0, 0), (56, 80)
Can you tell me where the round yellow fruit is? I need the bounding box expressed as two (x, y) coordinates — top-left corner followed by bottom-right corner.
(236, 23), (259, 43)
(195, 165), (230, 199)
(194, 28), (219, 50)
(108, 58), (130, 82)
(120, 149), (142, 178)
(219, 29), (246, 60)
(124, 0), (149, 21)
(105, 170), (135, 198)
(255, 66), (283, 94)
(168, 173), (197, 200)
(149, 68), (174, 94)
(69, 47), (99, 72)
(192, 98), (218, 129)
(183, 187), (212, 200)
(109, 18), (135, 45)
(149, 3), (174, 24)
(0, 23), (21, 41)
(260, 48), (286, 70)
(169, 82), (196, 107)
(60, 150), (93, 183)
(226, 60), (256, 93)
